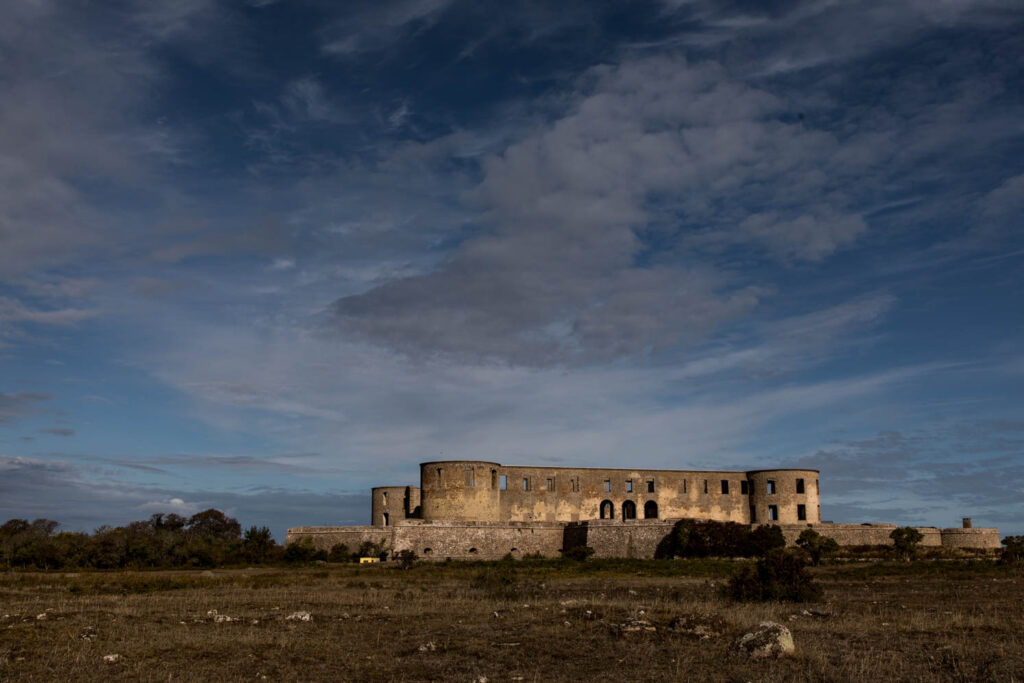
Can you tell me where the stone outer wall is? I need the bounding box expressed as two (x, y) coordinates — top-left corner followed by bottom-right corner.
(390, 521), (566, 560)
(775, 523), (1001, 549)
(287, 520), (1000, 560)
(567, 519), (676, 558)
(285, 526), (393, 553)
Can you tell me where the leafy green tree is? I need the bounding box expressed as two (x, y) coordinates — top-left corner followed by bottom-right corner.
(796, 528), (840, 565)
(1000, 536), (1024, 564)
(187, 509), (242, 541)
(890, 526), (924, 561)
(242, 526), (277, 563)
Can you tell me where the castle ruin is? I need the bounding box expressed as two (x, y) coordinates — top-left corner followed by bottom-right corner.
(287, 460), (1000, 559)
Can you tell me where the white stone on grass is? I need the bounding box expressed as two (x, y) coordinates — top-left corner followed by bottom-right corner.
(730, 622), (795, 659)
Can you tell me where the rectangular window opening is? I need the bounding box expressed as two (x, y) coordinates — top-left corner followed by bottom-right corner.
(740, 480), (749, 495)
(796, 478), (805, 494)
(683, 479), (687, 494)
(797, 504), (807, 521)
(499, 475), (507, 490)
(768, 505), (778, 521)
(522, 477), (530, 491)
(604, 479), (611, 492)
(626, 480), (633, 493)
(647, 480), (655, 493)
(546, 477), (554, 491)
(465, 466), (475, 487)
(767, 480), (776, 495)
(703, 479), (708, 494)
(721, 480), (729, 495)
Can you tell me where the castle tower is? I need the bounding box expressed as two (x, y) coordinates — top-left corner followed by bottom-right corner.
(420, 461), (502, 522)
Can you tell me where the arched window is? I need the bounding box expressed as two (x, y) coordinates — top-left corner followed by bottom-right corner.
(644, 500), (658, 519)
(383, 512), (389, 526)
(600, 500), (614, 519)
(622, 500), (637, 520)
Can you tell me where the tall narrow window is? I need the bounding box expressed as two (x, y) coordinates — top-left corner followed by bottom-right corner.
(647, 480), (655, 493)
(383, 512), (389, 526)
(499, 475), (507, 490)
(721, 480), (729, 495)
(605, 479), (611, 492)
(767, 480), (776, 494)
(750, 506), (757, 522)
(547, 477), (554, 491)
(741, 480), (749, 495)
(626, 480), (633, 493)
(522, 477), (530, 491)
(683, 480), (688, 494)
(703, 479), (708, 494)
(465, 466), (475, 487)
(797, 504), (807, 521)
(768, 505), (778, 521)
(796, 478), (805, 494)
(382, 491), (388, 505)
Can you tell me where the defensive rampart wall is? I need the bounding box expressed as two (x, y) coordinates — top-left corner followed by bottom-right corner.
(776, 523), (1001, 549)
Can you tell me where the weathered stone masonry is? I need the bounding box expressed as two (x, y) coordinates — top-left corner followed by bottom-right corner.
(287, 460), (1000, 559)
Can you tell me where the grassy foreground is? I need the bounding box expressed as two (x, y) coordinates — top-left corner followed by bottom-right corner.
(1, 559), (1021, 681)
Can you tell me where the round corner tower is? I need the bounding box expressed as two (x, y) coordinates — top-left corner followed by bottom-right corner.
(746, 469), (820, 525)
(419, 461), (502, 522)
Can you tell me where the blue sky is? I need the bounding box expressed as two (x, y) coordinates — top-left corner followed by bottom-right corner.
(1, 0), (1022, 539)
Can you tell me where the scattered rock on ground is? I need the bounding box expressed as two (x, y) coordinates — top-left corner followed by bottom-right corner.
(669, 613), (728, 640)
(285, 611), (312, 622)
(612, 616), (657, 635)
(102, 654), (121, 664)
(730, 622), (795, 659)
(200, 570), (215, 577)
(418, 641), (436, 652)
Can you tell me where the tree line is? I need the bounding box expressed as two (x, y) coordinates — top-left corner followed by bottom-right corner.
(0, 511), (379, 570)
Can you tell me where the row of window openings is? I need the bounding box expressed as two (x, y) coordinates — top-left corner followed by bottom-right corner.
(442, 468), (813, 496)
(747, 504), (808, 522)
(600, 500), (659, 520)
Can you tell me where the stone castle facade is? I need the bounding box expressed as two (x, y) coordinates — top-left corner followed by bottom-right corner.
(287, 460), (1000, 559)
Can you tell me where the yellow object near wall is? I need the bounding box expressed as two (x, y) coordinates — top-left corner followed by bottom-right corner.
(359, 557), (380, 564)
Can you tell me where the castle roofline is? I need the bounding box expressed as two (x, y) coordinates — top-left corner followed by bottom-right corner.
(418, 460), (817, 475)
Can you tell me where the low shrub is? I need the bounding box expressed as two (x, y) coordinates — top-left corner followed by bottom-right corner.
(563, 545), (595, 561)
(726, 548), (823, 602)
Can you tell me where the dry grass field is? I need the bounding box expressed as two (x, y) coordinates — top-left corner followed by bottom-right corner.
(1, 559), (1022, 682)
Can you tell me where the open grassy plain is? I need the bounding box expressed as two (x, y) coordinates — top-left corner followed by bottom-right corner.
(1, 559), (1021, 681)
